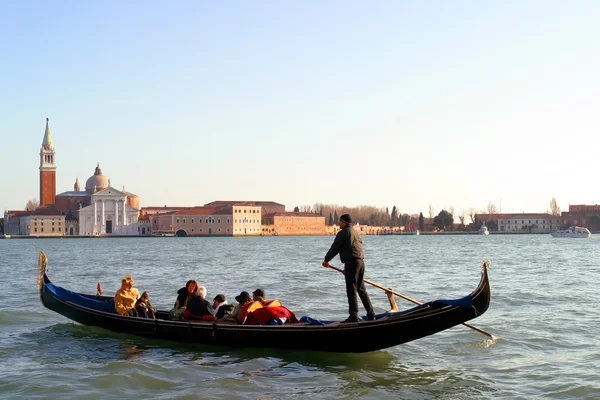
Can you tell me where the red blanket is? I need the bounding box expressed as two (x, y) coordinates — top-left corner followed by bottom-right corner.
(245, 306), (299, 325)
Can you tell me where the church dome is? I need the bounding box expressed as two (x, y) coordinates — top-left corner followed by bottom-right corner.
(85, 163), (109, 193)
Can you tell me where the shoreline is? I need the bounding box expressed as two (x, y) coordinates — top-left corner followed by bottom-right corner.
(0, 231), (573, 239)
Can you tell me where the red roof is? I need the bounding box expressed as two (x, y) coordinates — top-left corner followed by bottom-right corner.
(172, 206), (233, 216)
(205, 200), (284, 207)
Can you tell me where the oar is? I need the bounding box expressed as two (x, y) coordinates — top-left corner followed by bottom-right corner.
(325, 263), (496, 340)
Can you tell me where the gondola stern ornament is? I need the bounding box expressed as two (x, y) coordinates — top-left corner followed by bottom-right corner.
(481, 259), (491, 272)
(37, 251), (48, 289)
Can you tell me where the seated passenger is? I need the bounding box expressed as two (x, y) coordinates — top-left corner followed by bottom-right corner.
(213, 294), (235, 319)
(252, 288), (282, 307)
(230, 291), (252, 323)
(170, 280), (197, 319)
(184, 286), (214, 320)
(114, 275), (140, 316)
(135, 291), (156, 319)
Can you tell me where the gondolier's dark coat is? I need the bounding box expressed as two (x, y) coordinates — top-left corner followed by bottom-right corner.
(324, 225), (364, 263)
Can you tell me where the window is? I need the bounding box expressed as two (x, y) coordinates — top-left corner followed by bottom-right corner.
(183, 218), (186, 224)
(199, 218), (203, 223)
(35, 228), (37, 232)
(177, 218), (180, 223)
(227, 219), (230, 223)
(41, 228), (44, 232)
(192, 218), (194, 224)
(218, 218), (221, 224)
(200, 228), (203, 232)
(52, 228), (55, 232)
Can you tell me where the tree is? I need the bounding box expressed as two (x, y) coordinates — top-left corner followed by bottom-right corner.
(334, 211), (339, 224)
(419, 212), (424, 231)
(433, 210), (454, 231)
(550, 198), (561, 216)
(390, 206), (398, 227)
(487, 202), (498, 215)
(0, 217), (4, 234)
(328, 212), (334, 226)
(293, 206), (300, 212)
(468, 208), (477, 225)
(458, 209), (466, 227)
(25, 198), (39, 211)
(428, 204), (434, 219)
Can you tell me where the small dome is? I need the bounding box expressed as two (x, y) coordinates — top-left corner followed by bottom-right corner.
(85, 163), (109, 193)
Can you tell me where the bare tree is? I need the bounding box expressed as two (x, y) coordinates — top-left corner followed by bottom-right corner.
(468, 208), (477, 224)
(458, 209), (466, 226)
(299, 205), (312, 213)
(487, 202), (498, 215)
(449, 206), (455, 218)
(550, 198), (561, 216)
(25, 198), (39, 211)
(428, 204), (434, 219)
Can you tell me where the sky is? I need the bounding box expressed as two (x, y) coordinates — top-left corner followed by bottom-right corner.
(1, 1), (599, 216)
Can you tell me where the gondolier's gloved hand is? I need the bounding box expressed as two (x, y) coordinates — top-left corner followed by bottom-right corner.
(322, 261), (331, 268)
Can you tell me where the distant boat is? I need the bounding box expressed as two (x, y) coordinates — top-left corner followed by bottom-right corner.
(415, 230), (420, 236)
(550, 226), (591, 238)
(479, 225), (489, 235)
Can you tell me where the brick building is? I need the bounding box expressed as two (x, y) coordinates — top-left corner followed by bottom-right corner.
(262, 212), (326, 235)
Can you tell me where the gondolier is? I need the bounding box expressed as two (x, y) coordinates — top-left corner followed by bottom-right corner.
(323, 214), (375, 322)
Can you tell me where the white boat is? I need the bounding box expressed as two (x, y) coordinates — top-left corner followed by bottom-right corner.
(415, 230), (420, 236)
(550, 226), (591, 238)
(479, 225), (489, 235)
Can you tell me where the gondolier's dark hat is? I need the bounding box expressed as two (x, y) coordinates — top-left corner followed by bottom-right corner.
(339, 214), (352, 224)
(235, 291), (252, 303)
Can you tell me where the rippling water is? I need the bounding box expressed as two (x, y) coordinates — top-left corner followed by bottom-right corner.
(1, 235), (599, 399)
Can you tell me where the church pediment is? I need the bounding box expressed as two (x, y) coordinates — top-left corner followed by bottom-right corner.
(92, 186), (127, 198)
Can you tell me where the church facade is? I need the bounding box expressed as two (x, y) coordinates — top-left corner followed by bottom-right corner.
(79, 187), (140, 235)
(4, 118), (141, 236)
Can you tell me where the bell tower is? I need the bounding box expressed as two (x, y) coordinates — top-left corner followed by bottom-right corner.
(39, 118), (56, 206)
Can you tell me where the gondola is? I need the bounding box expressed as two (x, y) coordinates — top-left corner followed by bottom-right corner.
(38, 252), (492, 353)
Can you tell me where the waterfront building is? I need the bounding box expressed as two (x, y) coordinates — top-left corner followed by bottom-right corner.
(78, 187), (140, 236)
(138, 214), (151, 236)
(262, 212), (326, 235)
(146, 203), (262, 236)
(476, 213), (560, 233)
(3, 207), (65, 236)
(560, 205), (600, 231)
(204, 200), (284, 216)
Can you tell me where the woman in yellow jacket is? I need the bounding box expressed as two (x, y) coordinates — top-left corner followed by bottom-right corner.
(114, 275), (140, 316)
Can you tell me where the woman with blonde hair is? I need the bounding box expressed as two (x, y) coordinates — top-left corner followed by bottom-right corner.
(114, 275), (140, 316)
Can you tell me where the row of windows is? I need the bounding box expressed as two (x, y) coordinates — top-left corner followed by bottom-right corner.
(234, 219), (259, 224)
(234, 228), (259, 232)
(175, 217), (230, 224)
(34, 218), (62, 221)
(34, 227), (61, 232)
(234, 209), (259, 214)
(34, 221), (61, 226)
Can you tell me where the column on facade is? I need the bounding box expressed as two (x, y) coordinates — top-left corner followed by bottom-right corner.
(93, 200), (97, 234)
(115, 199), (119, 229)
(101, 200), (105, 233)
(122, 199), (126, 226)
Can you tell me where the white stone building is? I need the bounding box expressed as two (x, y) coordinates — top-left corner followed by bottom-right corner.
(79, 187), (139, 236)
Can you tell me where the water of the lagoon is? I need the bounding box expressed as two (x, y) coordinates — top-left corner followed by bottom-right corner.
(0, 234), (598, 400)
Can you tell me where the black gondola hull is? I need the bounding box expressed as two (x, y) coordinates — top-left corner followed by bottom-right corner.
(40, 266), (491, 353)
